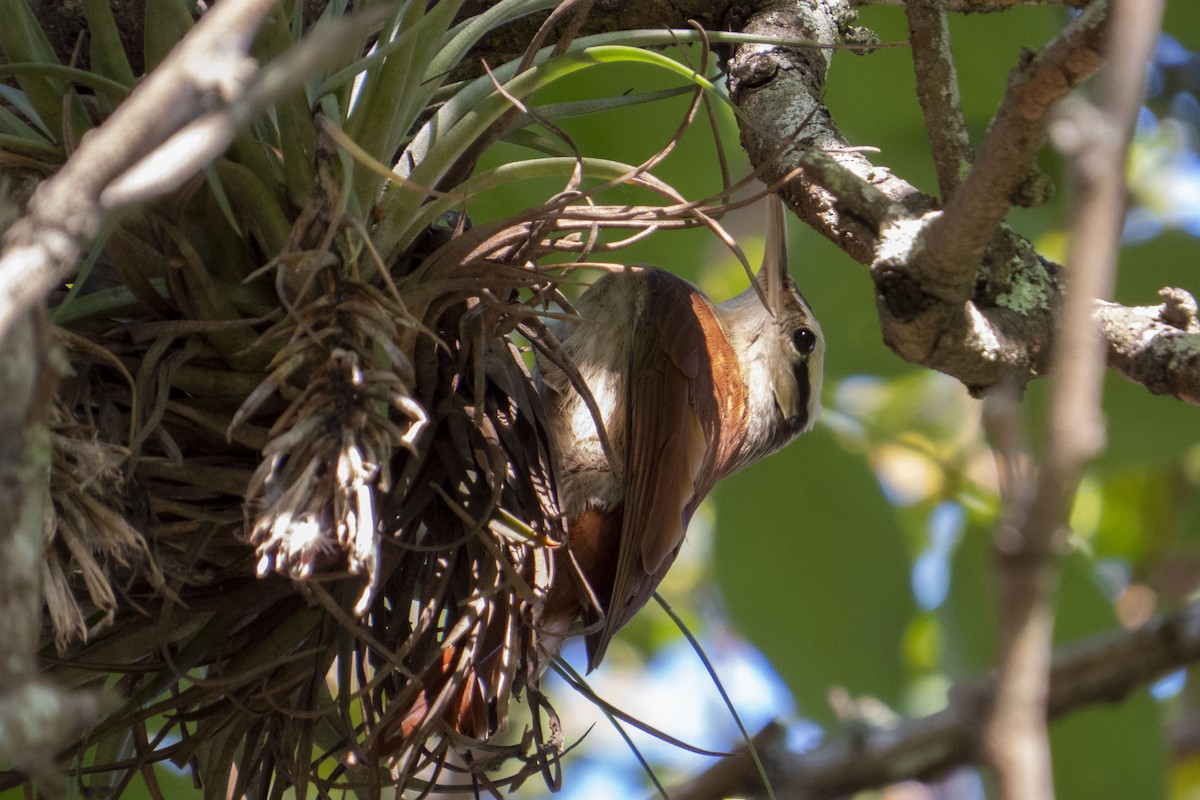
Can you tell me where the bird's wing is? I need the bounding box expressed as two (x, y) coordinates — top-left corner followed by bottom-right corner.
(585, 270), (717, 670)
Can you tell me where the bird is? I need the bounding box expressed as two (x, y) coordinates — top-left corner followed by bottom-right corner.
(534, 194), (825, 672)
(379, 194), (824, 760)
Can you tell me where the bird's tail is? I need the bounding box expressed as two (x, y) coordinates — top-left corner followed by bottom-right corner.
(371, 546), (589, 775)
(372, 596), (521, 773)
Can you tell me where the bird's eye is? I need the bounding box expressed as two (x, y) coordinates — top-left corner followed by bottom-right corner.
(792, 327), (816, 356)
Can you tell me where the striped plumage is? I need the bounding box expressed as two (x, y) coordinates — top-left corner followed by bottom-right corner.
(384, 195), (824, 756)
(537, 195), (824, 671)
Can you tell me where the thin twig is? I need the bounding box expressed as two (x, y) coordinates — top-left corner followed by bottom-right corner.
(982, 2), (1164, 798)
(905, 0), (974, 200)
(915, 1), (1107, 302)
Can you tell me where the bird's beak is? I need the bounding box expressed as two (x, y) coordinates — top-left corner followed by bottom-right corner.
(756, 194), (788, 317)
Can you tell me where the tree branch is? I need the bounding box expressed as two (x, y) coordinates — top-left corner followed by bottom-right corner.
(905, 0), (973, 201)
(917, 2), (1106, 303)
(728, 0), (934, 265)
(727, 0), (1199, 404)
(1096, 288), (1200, 404)
(0, 0), (277, 341)
(859, 0), (1095, 8)
(979, 2), (1160, 795)
(0, 310), (107, 796)
(666, 597), (1200, 799)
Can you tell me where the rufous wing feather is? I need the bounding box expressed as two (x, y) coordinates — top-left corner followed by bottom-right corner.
(585, 271), (717, 670)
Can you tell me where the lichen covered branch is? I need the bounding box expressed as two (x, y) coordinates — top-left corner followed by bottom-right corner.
(905, 0), (973, 200)
(916, 2), (1106, 302)
(727, 0), (1197, 404)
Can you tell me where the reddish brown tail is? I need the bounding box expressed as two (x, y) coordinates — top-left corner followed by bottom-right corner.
(373, 597), (516, 767)
(375, 644), (492, 762)
(374, 508), (625, 761)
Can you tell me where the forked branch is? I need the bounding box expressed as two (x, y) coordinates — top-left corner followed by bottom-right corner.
(728, 0), (1199, 404)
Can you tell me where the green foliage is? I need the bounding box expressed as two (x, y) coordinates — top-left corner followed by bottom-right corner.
(0, 0), (79, 138)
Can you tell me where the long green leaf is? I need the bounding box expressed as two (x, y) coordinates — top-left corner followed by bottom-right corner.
(429, 0), (559, 81)
(255, 1), (317, 205)
(229, 126), (288, 209)
(425, 27), (844, 109)
(49, 219), (113, 324)
(344, 0), (466, 213)
(504, 84), (697, 129)
(211, 158), (293, 260)
(375, 45), (718, 261)
(0, 0), (71, 138)
(81, 0), (135, 92)
(0, 62), (130, 102)
(0, 131), (58, 158)
(143, 0), (194, 72)
(344, 3), (425, 211)
(0, 82), (49, 138)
